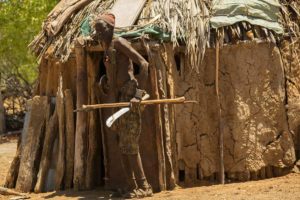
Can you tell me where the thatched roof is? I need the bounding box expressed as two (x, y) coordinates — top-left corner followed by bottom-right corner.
(30, 0), (210, 69)
(29, 0), (300, 69)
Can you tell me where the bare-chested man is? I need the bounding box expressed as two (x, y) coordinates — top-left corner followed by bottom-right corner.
(83, 13), (153, 198)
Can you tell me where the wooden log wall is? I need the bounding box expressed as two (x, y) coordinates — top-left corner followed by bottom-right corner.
(36, 57), (77, 97)
(6, 42), (172, 193)
(5, 53), (78, 192)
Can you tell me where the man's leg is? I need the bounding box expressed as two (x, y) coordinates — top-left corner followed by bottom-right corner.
(129, 152), (153, 196)
(121, 154), (137, 192)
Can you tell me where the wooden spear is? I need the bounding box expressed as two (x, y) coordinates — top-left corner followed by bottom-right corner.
(74, 96), (197, 112)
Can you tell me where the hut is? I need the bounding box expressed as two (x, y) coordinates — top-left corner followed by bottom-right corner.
(5, 0), (300, 194)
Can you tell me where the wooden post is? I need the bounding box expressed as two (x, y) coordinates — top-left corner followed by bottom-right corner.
(150, 65), (166, 191)
(155, 49), (176, 189)
(34, 108), (58, 192)
(162, 44), (180, 185)
(86, 53), (98, 189)
(64, 89), (75, 189)
(143, 40), (166, 191)
(74, 41), (88, 190)
(55, 74), (66, 190)
(16, 96), (48, 192)
(4, 137), (22, 188)
(94, 84), (109, 187)
(216, 31), (225, 184)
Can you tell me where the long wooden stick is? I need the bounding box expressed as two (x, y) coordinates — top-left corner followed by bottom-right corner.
(74, 97), (198, 112)
(216, 30), (225, 184)
(0, 186), (27, 196)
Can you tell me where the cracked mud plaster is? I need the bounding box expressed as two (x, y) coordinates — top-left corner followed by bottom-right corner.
(280, 40), (300, 158)
(169, 42), (296, 180)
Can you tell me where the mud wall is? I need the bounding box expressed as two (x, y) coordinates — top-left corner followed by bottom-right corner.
(280, 39), (300, 159)
(166, 42), (296, 183)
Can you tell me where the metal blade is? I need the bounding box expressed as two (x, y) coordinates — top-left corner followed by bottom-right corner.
(106, 93), (150, 127)
(106, 107), (130, 127)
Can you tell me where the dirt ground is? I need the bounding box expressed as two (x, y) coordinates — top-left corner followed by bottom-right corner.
(0, 139), (300, 200)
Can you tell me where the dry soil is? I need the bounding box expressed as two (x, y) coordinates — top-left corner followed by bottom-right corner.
(0, 139), (299, 200)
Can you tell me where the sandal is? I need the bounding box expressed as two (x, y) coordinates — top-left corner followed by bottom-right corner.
(123, 188), (144, 199)
(139, 185), (153, 197)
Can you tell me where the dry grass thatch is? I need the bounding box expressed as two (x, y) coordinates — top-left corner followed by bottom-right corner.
(137, 0), (211, 71)
(280, 0), (300, 38)
(29, 0), (300, 70)
(29, 0), (115, 62)
(30, 0), (211, 71)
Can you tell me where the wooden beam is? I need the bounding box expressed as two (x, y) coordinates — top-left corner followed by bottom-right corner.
(216, 32), (225, 185)
(85, 53), (98, 189)
(75, 97), (196, 112)
(87, 43), (148, 52)
(64, 89), (75, 189)
(155, 48), (176, 189)
(94, 85), (109, 186)
(86, 42), (184, 54)
(15, 96), (48, 192)
(143, 40), (167, 190)
(34, 108), (58, 193)
(55, 75), (66, 190)
(163, 44), (181, 185)
(73, 41), (88, 190)
(150, 65), (166, 191)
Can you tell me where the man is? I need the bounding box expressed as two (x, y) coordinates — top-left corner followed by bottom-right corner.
(84, 13), (153, 198)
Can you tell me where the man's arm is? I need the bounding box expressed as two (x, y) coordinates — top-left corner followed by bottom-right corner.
(113, 37), (149, 82)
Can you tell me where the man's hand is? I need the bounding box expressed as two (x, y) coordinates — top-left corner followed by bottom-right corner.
(130, 97), (141, 112)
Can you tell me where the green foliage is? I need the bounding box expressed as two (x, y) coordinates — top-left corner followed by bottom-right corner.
(0, 0), (56, 85)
